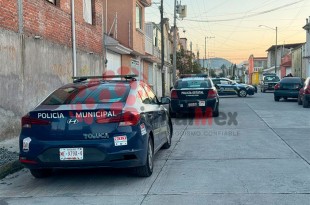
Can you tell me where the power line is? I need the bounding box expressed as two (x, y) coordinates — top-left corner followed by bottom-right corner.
(183, 1), (303, 23)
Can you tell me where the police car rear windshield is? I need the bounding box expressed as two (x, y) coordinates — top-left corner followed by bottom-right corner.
(174, 79), (212, 89)
(264, 76), (280, 82)
(41, 84), (130, 105)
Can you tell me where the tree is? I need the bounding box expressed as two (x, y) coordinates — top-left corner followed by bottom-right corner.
(232, 64), (237, 80)
(171, 48), (202, 75)
(209, 69), (217, 77)
(220, 64), (226, 77)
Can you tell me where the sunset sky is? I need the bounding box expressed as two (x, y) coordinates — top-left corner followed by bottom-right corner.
(146, 0), (310, 64)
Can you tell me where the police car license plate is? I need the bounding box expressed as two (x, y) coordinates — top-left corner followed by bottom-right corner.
(60, 148), (83, 160)
(188, 103), (197, 107)
(114, 136), (127, 146)
(199, 101), (205, 106)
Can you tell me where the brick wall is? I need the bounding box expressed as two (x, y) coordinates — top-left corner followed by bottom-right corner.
(0, 0), (19, 32)
(0, 0), (103, 54)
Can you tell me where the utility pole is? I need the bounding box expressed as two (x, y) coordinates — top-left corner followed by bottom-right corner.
(160, 0), (165, 96)
(275, 26), (278, 75)
(206, 36), (215, 76)
(190, 41), (193, 72)
(172, 0), (177, 84)
(204, 37), (206, 74)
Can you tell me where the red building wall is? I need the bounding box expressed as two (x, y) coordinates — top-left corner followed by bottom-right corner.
(1, 0), (103, 54)
(280, 53), (292, 78)
(0, 0), (19, 32)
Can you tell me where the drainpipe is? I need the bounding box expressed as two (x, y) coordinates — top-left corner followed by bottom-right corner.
(71, 0), (77, 78)
(102, 0), (106, 73)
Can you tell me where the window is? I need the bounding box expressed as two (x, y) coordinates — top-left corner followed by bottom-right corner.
(138, 86), (151, 104)
(136, 4), (142, 29)
(143, 85), (159, 104)
(46, 0), (59, 6)
(41, 84), (130, 105)
(83, 0), (93, 24)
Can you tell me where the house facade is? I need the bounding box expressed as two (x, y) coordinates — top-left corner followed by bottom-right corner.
(291, 45), (306, 78)
(104, 0), (152, 81)
(0, 0), (106, 139)
(248, 55), (267, 85)
(280, 53), (292, 78)
(265, 43), (304, 77)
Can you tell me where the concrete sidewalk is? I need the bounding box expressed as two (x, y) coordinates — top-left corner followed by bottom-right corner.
(0, 137), (23, 179)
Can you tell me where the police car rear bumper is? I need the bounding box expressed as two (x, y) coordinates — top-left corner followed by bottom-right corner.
(170, 98), (218, 114)
(19, 131), (148, 169)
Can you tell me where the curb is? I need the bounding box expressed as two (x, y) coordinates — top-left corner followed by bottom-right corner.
(0, 160), (24, 179)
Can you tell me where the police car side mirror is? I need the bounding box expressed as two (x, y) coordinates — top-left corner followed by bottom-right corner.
(161, 97), (171, 104)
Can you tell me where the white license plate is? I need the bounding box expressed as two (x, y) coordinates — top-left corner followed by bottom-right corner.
(60, 148), (83, 161)
(199, 101), (205, 106)
(114, 136), (127, 146)
(188, 103), (197, 107)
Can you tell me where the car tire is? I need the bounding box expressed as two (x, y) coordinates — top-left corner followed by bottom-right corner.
(283, 97), (287, 101)
(170, 111), (176, 118)
(298, 95), (302, 105)
(238, 89), (247, 97)
(30, 168), (53, 178)
(262, 89), (265, 93)
(134, 138), (154, 177)
(162, 123), (172, 149)
(303, 96), (309, 108)
(212, 103), (219, 117)
(274, 96), (280, 101)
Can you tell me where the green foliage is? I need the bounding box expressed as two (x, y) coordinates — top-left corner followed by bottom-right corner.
(171, 48), (202, 75)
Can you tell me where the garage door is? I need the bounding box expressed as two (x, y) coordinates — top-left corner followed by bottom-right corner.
(106, 50), (121, 75)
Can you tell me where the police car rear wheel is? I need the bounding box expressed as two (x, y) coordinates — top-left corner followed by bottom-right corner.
(134, 139), (153, 177)
(303, 97), (309, 108)
(298, 95), (302, 105)
(30, 168), (53, 178)
(162, 123), (172, 149)
(213, 103), (219, 117)
(238, 89), (247, 97)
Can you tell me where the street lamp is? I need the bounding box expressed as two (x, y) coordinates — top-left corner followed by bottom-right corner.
(259, 25), (278, 75)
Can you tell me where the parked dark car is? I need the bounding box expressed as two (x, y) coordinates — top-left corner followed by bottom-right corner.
(170, 74), (219, 117)
(298, 77), (310, 108)
(274, 77), (304, 101)
(211, 78), (255, 97)
(260, 73), (280, 92)
(19, 75), (172, 178)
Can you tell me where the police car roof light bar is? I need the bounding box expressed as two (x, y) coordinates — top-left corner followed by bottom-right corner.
(72, 75), (138, 83)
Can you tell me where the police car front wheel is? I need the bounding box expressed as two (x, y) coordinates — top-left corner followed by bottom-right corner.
(238, 89), (247, 97)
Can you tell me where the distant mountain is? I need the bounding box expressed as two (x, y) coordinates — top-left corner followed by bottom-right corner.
(199, 58), (233, 69)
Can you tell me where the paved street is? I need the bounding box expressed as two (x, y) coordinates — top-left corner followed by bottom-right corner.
(0, 92), (310, 205)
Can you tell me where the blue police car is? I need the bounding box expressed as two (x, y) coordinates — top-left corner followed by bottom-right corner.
(170, 74), (219, 117)
(211, 78), (255, 97)
(19, 75), (172, 178)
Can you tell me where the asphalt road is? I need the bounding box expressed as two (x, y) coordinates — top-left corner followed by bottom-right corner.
(1, 92), (310, 205)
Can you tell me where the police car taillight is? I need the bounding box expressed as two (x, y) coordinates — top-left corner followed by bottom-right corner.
(119, 112), (141, 126)
(207, 89), (217, 98)
(21, 115), (50, 128)
(305, 86), (310, 94)
(171, 90), (178, 99)
(274, 83), (280, 90)
(96, 112), (140, 126)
